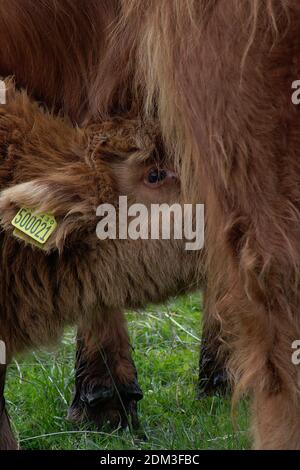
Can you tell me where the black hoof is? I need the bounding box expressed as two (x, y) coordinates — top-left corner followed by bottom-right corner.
(68, 378), (143, 431)
(198, 368), (229, 399)
(198, 342), (230, 398)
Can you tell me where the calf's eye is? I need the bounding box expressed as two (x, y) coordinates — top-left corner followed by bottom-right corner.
(143, 167), (178, 188)
(147, 168), (167, 184)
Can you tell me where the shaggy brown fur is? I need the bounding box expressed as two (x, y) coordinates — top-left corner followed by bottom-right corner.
(1, 0), (300, 449)
(0, 83), (200, 448)
(92, 0), (300, 449)
(0, 0), (160, 427)
(114, 0), (300, 450)
(0, 0), (226, 430)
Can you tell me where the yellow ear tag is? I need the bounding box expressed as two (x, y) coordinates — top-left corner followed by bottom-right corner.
(12, 207), (57, 246)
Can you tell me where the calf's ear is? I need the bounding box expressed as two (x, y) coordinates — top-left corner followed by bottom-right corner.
(0, 169), (102, 251)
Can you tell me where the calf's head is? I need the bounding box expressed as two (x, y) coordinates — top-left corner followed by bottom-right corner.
(0, 116), (202, 312)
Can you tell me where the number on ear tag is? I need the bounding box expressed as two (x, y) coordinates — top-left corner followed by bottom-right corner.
(12, 207), (57, 244)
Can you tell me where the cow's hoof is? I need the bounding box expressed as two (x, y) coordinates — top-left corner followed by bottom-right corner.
(197, 367), (229, 399)
(198, 343), (230, 398)
(68, 378), (143, 430)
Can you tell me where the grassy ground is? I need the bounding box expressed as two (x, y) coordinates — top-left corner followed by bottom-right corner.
(6, 292), (250, 450)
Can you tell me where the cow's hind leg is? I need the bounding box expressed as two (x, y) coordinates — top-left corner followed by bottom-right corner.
(198, 326), (229, 398)
(68, 309), (143, 430)
(198, 292), (230, 398)
(0, 365), (18, 450)
(233, 300), (300, 450)
(216, 261), (300, 449)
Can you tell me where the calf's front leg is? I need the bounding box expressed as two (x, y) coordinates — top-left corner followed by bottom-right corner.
(68, 309), (143, 430)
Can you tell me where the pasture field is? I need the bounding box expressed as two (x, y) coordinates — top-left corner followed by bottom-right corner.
(6, 293), (249, 450)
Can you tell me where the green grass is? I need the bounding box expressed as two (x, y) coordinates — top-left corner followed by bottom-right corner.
(6, 293), (250, 450)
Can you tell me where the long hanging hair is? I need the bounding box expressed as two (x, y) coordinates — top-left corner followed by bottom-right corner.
(94, 1), (300, 420)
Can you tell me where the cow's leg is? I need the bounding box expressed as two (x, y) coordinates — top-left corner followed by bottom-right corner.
(198, 292), (229, 397)
(236, 306), (300, 449)
(241, 305), (300, 449)
(68, 309), (143, 430)
(198, 320), (229, 398)
(214, 267), (300, 450)
(0, 365), (18, 450)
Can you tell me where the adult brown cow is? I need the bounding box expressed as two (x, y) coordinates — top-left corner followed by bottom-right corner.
(96, 0), (300, 449)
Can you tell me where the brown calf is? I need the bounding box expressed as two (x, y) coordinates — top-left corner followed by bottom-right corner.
(0, 84), (200, 448)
